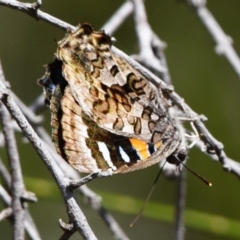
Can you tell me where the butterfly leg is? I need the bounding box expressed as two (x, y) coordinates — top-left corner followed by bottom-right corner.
(184, 122), (200, 149)
(96, 168), (114, 177)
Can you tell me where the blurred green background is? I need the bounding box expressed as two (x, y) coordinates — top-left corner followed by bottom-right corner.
(0, 0), (240, 239)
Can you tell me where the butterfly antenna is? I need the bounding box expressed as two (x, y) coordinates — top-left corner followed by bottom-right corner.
(130, 161), (167, 227)
(179, 160), (212, 186)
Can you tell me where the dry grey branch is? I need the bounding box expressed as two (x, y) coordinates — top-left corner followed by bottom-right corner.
(186, 0), (240, 78)
(0, 157), (11, 188)
(0, 175), (40, 239)
(0, 207), (12, 221)
(0, 71), (97, 239)
(131, 1), (187, 239)
(175, 169), (187, 240)
(101, 0), (133, 35)
(0, 42), (128, 238)
(25, 97), (129, 239)
(0, 97), (25, 239)
(132, 0), (166, 76)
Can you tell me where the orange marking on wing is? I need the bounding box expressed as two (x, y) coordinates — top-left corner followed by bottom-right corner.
(155, 141), (162, 149)
(129, 138), (150, 160)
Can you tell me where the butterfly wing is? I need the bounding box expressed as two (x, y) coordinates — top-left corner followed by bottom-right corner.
(57, 24), (179, 143)
(40, 70), (179, 173)
(38, 23), (181, 173)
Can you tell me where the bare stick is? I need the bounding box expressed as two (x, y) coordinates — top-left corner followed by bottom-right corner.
(0, 66), (97, 239)
(22, 102), (129, 239)
(0, 0), (73, 31)
(132, 0), (166, 75)
(186, 0), (240, 78)
(0, 184), (41, 240)
(101, 0), (133, 35)
(0, 157), (11, 189)
(0, 96), (25, 240)
(175, 168), (187, 240)
(0, 207), (12, 221)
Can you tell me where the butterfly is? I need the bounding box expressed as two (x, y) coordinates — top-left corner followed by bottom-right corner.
(38, 23), (185, 174)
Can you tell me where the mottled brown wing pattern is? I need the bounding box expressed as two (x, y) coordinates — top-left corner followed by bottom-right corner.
(57, 24), (175, 143)
(38, 23), (182, 173)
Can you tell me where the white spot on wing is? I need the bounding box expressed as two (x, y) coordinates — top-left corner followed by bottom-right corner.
(97, 141), (117, 171)
(119, 146), (130, 163)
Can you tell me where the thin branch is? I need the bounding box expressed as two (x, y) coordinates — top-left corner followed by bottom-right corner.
(0, 63), (97, 239)
(131, 2), (187, 238)
(28, 94), (45, 113)
(0, 91), (97, 240)
(0, 100), (25, 239)
(101, 0), (133, 35)
(151, 34), (172, 85)
(0, 207), (12, 221)
(20, 97), (129, 240)
(0, 63), (41, 240)
(175, 168), (187, 240)
(0, 184), (41, 240)
(0, 184), (11, 205)
(186, 0), (240, 78)
(0, 157), (11, 189)
(11, 92), (43, 125)
(194, 140), (240, 175)
(131, 0), (166, 75)
(18, 100), (129, 240)
(59, 219), (75, 240)
(0, 0), (73, 31)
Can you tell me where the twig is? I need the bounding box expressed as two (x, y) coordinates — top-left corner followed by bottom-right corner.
(175, 168), (187, 240)
(0, 91), (97, 240)
(11, 91), (43, 125)
(0, 99), (25, 239)
(0, 184), (11, 205)
(0, 157), (11, 189)
(0, 207), (12, 221)
(0, 63), (41, 240)
(28, 94), (45, 113)
(186, 0), (240, 78)
(151, 34), (172, 85)
(0, 184), (41, 240)
(19, 103), (129, 240)
(101, 0), (133, 35)
(0, 0), (73, 31)
(20, 95), (130, 239)
(59, 219), (75, 240)
(101, 0), (172, 87)
(132, 2), (187, 238)
(0, 64), (97, 239)
(131, 0), (166, 75)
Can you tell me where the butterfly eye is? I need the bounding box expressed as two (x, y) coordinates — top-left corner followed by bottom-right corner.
(166, 148), (187, 165)
(176, 148), (187, 162)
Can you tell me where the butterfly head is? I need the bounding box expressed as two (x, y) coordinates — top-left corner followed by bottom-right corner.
(166, 148), (187, 165)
